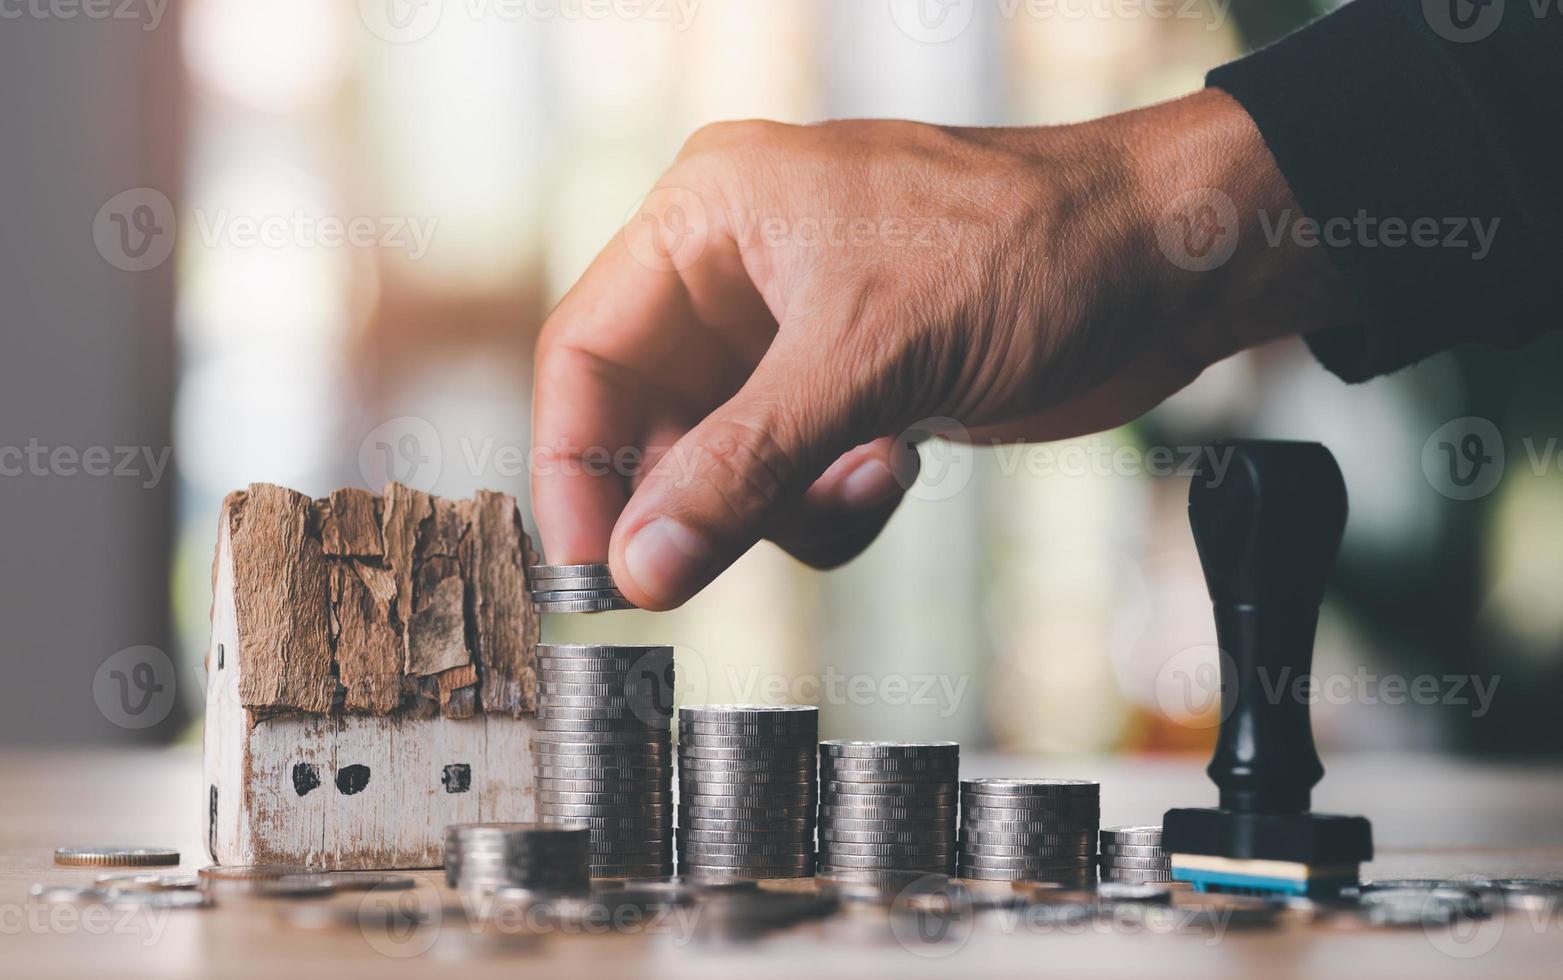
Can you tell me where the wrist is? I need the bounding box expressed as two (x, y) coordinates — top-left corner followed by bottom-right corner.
(1118, 88), (1358, 365)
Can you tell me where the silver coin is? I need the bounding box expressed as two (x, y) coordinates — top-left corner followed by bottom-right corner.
(536, 765), (668, 779)
(538, 803), (673, 818)
(676, 853), (816, 870)
(536, 705), (651, 722)
(531, 576), (619, 592)
(960, 830), (1097, 846)
(532, 589), (628, 603)
(960, 843), (1095, 858)
(533, 729), (672, 745)
(680, 782), (817, 798)
(675, 825), (814, 839)
(537, 791), (673, 807)
(819, 775), (950, 790)
(677, 731), (818, 747)
(536, 739), (671, 754)
(819, 829), (956, 845)
(825, 782), (954, 798)
(820, 817), (953, 833)
(589, 866), (676, 879)
(960, 791), (1100, 809)
(961, 804), (1098, 822)
(54, 847), (180, 868)
(680, 704), (818, 721)
(956, 854), (1095, 870)
(817, 852), (950, 869)
(538, 643), (669, 658)
(530, 564), (613, 579)
(825, 759), (956, 775)
(676, 817), (813, 833)
(677, 756), (815, 773)
(1102, 869), (1175, 884)
(678, 719), (818, 735)
(959, 866), (1095, 882)
(536, 598), (639, 613)
(1097, 855), (1172, 868)
(538, 816), (672, 832)
(958, 816), (1099, 831)
(677, 768), (816, 784)
(678, 804), (818, 819)
(817, 841), (953, 857)
(537, 696), (637, 712)
(677, 743), (815, 759)
(537, 777), (667, 792)
(961, 778), (1099, 795)
(1099, 843), (1166, 857)
(95, 872), (201, 891)
(541, 719), (665, 734)
(820, 740), (959, 759)
(1099, 825), (1162, 843)
(820, 805), (956, 821)
(678, 842), (816, 859)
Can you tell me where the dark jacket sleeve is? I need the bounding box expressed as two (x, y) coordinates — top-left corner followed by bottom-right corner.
(1207, 0), (1563, 382)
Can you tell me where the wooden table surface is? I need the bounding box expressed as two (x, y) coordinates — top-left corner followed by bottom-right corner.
(4, 748), (1562, 979)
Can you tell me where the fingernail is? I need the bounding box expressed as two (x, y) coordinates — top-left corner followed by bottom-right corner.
(838, 458), (900, 511)
(624, 517), (717, 606)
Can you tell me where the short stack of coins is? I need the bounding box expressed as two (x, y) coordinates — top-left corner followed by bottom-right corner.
(1098, 825), (1172, 883)
(958, 778), (1100, 885)
(529, 563), (637, 613)
(817, 741), (959, 878)
(676, 705), (818, 879)
(443, 823), (590, 893)
(535, 644), (675, 877)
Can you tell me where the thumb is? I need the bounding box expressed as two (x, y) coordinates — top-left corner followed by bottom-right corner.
(608, 349), (862, 610)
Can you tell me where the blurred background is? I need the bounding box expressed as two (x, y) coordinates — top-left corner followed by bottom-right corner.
(5, 0), (1560, 760)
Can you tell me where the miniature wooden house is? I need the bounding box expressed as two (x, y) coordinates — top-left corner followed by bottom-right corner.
(204, 482), (540, 869)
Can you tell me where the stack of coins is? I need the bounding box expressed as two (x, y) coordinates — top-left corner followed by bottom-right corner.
(443, 824), (590, 893)
(535, 644), (675, 877)
(529, 563), (637, 613)
(676, 705), (818, 879)
(817, 741), (958, 878)
(1098, 825), (1171, 884)
(957, 778), (1099, 885)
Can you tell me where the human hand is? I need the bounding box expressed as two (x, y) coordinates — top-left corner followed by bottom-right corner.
(531, 89), (1354, 610)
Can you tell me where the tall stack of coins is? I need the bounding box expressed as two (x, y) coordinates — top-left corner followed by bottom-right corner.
(958, 778), (1099, 885)
(676, 705), (818, 879)
(817, 741), (958, 878)
(535, 644), (675, 877)
(443, 824), (590, 893)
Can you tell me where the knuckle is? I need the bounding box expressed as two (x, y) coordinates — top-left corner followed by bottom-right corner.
(692, 417), (798, 527)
